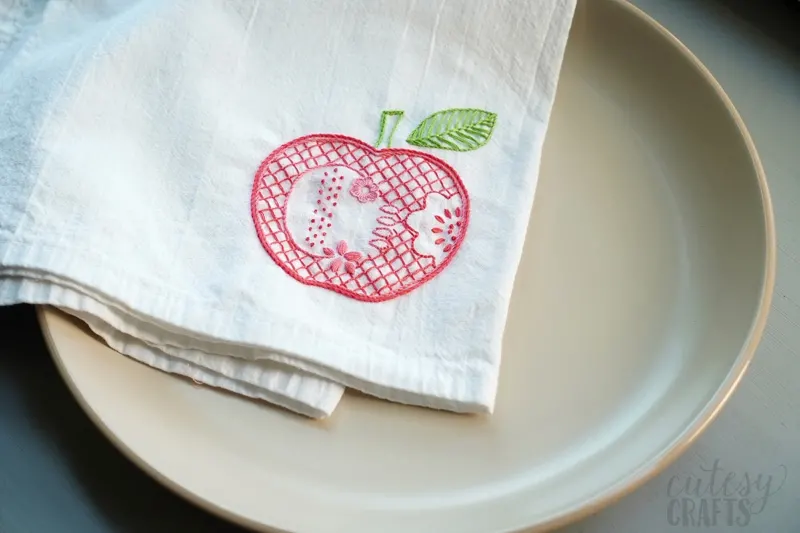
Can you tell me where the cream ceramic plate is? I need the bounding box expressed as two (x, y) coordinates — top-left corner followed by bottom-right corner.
(37, 1), (774, 532)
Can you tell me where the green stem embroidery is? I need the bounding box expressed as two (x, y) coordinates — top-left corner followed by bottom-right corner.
(375, 110), (405, 148)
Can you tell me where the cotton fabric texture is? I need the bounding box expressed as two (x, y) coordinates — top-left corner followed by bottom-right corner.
(0, 0), (577, 418)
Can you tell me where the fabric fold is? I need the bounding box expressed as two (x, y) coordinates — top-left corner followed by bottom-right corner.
(0, 0), (577, 418)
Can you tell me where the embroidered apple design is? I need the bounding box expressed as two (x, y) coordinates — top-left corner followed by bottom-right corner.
(251, 108), (497, 302)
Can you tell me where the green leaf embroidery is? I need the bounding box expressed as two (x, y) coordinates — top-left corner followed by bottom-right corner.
(406, 108), (497, 152)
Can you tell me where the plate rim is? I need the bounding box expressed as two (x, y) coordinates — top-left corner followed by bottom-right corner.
(36, 0), (777, 531)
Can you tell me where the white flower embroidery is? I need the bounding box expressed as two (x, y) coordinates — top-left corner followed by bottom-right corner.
(406, 192), (464, 261)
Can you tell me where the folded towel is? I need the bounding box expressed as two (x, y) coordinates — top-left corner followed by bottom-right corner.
(0, 0), (577, 417)
(0, 273), (344, 418)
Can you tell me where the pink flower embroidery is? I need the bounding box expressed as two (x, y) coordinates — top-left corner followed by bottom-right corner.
(349, 177), (379, 203)
(323, 240), (363, 275)
(430, 206), (463, 253)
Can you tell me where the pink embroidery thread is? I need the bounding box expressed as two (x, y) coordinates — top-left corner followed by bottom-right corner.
(250, 133), (471, 302)
(324, 240), (363, 275)
(431, 206), (463, 253)
(303, 167), (347, 248)
(349, 177), (379, 203)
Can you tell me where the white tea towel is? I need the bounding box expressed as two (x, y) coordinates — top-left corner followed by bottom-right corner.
(0, 0), (577, 416)
(0, 272), (344, 418)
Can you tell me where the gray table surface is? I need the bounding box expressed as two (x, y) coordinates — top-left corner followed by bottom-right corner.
(2, 1), (799, 532)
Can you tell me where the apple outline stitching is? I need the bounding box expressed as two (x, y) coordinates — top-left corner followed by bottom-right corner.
(250, 133), (470, 301)
(259, 132), (469, 259)
(250, 108), (496, 303)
